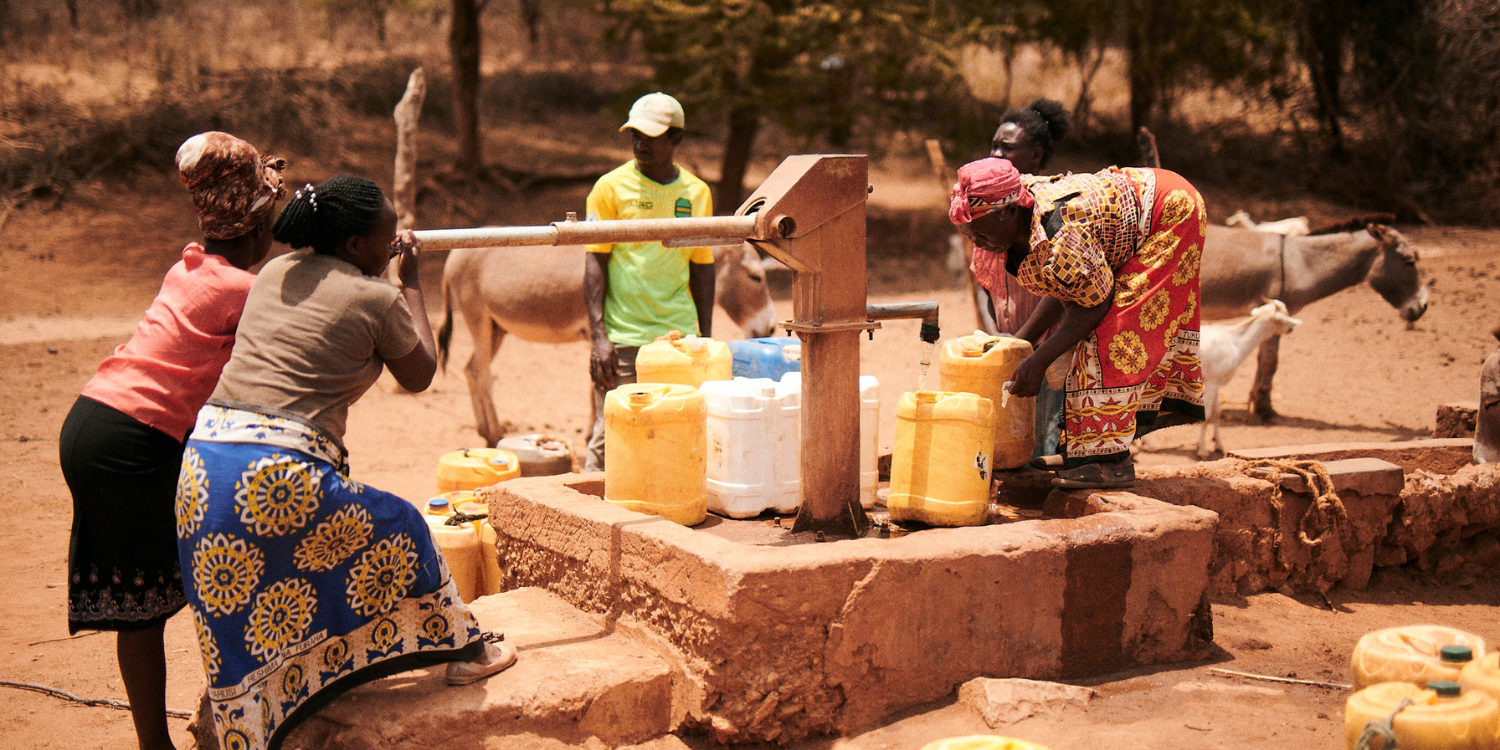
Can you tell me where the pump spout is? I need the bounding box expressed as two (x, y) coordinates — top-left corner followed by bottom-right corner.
(866, 301), (940, 343)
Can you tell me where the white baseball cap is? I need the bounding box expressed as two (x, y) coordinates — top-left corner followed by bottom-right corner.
(620, 92), (685, 138)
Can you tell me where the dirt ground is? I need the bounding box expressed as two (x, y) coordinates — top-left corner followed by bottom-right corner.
(1, 165), (1498, 749)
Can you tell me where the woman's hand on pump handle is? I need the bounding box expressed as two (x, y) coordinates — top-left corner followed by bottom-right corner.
(393, 229), (421, 288)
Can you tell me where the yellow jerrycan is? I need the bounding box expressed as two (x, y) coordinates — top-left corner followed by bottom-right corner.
(448, 495), (503, 597)
(604, 383), (708, 526)
(1353, 626), (1488, 689)
(636, 334), (733, 388)
(920, 737), (1050, 750)
(423, 512), (481, 602)
(437, 448), (520, 493)
(1344, 681), (1500, 750)
(888, 391), (995, 527)
(940, 333), (1035, 470)
(1463, 653), (1500, 705)
(478, 521), (504, 597)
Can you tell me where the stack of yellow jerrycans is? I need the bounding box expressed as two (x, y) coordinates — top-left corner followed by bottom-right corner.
(1344, 625), (1500, 749)
(426, 447), (522, 602)
(601, 333), (734, 527)
(887, 333), (1034, 527)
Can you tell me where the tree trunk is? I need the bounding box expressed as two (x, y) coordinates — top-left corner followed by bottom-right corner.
(450, 0), (483, 176)
(393, 68), (427, 232)
(716, 104), (760, 213)
(519, 0), (541, 45)
(1124, 0), (1168, 133)
(1297, 0), (1347, 149)
(1125, 12), (1157, 132)
(120, 0), (158, 20)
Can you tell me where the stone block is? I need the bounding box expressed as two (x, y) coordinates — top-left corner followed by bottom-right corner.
(958, 677), (1098, 727)
(1229, 438), (1474, 475)
(1436, 402), (1480, 438)
(483, 474), (1218, 743)
(284, 587), (675, 749)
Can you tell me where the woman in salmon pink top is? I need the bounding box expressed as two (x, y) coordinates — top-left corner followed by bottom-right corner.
(58, 131), (284, 750)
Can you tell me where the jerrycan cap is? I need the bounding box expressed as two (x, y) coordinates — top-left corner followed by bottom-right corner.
(914, 390), (940, 403)
(1440, 645), (1474, 663)
(488, 453), (511, 468)
(1428, 680), (1462, 697)
(427, 497), (451, 513)
(961, 343), (983, 357)
(627, 386), (668, 408)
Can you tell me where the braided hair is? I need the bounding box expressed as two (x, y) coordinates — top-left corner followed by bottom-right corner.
(999, 98), (1072, 169)
(272, 174), (388, 254)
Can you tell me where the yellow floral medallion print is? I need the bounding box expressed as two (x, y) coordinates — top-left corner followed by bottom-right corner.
(1113, 272), (1150, 308)
(1138, 230), (1180, 270)
(192, 607), (221, 676)
(219, 720), (253, 750)
(1159, 190), (1194, 227)
(281, 664), (306, 702)
(235, 455), (320, 537)
(1163, 315), (1182, 349)
(345, 536), (419, 617)
(1139, 290), (1171, 331)
(371, 617), (400, 651)
(245, 578), (318, 662)
(177, 447), (209, 539)
(293, 505), (373, 573)
(422, 612), (452, 641)
(1108, 331), (1149, 375)
(322, 638), (351, 673)
(192, 533), (264, 617)
(1173, 241), (1201, 286)
(1164, 292), (1198, 348)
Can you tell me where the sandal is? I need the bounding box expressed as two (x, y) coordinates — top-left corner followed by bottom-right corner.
(1050, 460), (1136, 490)
(1028, 455), (1065, 472)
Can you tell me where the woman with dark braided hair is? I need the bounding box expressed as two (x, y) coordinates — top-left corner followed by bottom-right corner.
(175, 175), (514, 750)
(975, 99), (1073, 460)
(990, 98), (1071, 174)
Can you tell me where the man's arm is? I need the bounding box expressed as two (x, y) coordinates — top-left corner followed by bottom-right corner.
(585, 252), (616, 391)
(688, 260), (715, 338)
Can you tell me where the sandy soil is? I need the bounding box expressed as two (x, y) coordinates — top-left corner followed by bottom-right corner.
(1, 169), (1497, 749)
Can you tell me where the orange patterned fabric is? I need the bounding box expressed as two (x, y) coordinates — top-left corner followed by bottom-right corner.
(1013, 168), (1206, 458)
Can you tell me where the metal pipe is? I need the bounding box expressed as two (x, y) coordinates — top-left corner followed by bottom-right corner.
(662, 236), (747, 248)
(413, 215), (760, 251)
(866, 301), (941, 343)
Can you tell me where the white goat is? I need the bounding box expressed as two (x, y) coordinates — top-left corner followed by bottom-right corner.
(1225, 210), (1311, 237)
(1196, 300), (1302, 458)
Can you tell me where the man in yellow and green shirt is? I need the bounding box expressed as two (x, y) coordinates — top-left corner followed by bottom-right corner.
(584, 92), (715, 471)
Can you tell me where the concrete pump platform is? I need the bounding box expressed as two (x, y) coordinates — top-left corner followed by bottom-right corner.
(472, 475), (1218, 743)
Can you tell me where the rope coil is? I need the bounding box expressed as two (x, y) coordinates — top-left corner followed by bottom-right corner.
(1355, 697), (1412, 750)
(1241, 458), (1350, 548)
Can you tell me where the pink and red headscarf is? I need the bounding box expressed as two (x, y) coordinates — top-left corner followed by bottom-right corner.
(948, 157), (1034, 225)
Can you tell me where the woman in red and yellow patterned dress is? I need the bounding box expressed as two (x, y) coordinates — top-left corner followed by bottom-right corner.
(950, 157), (1205, 489)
